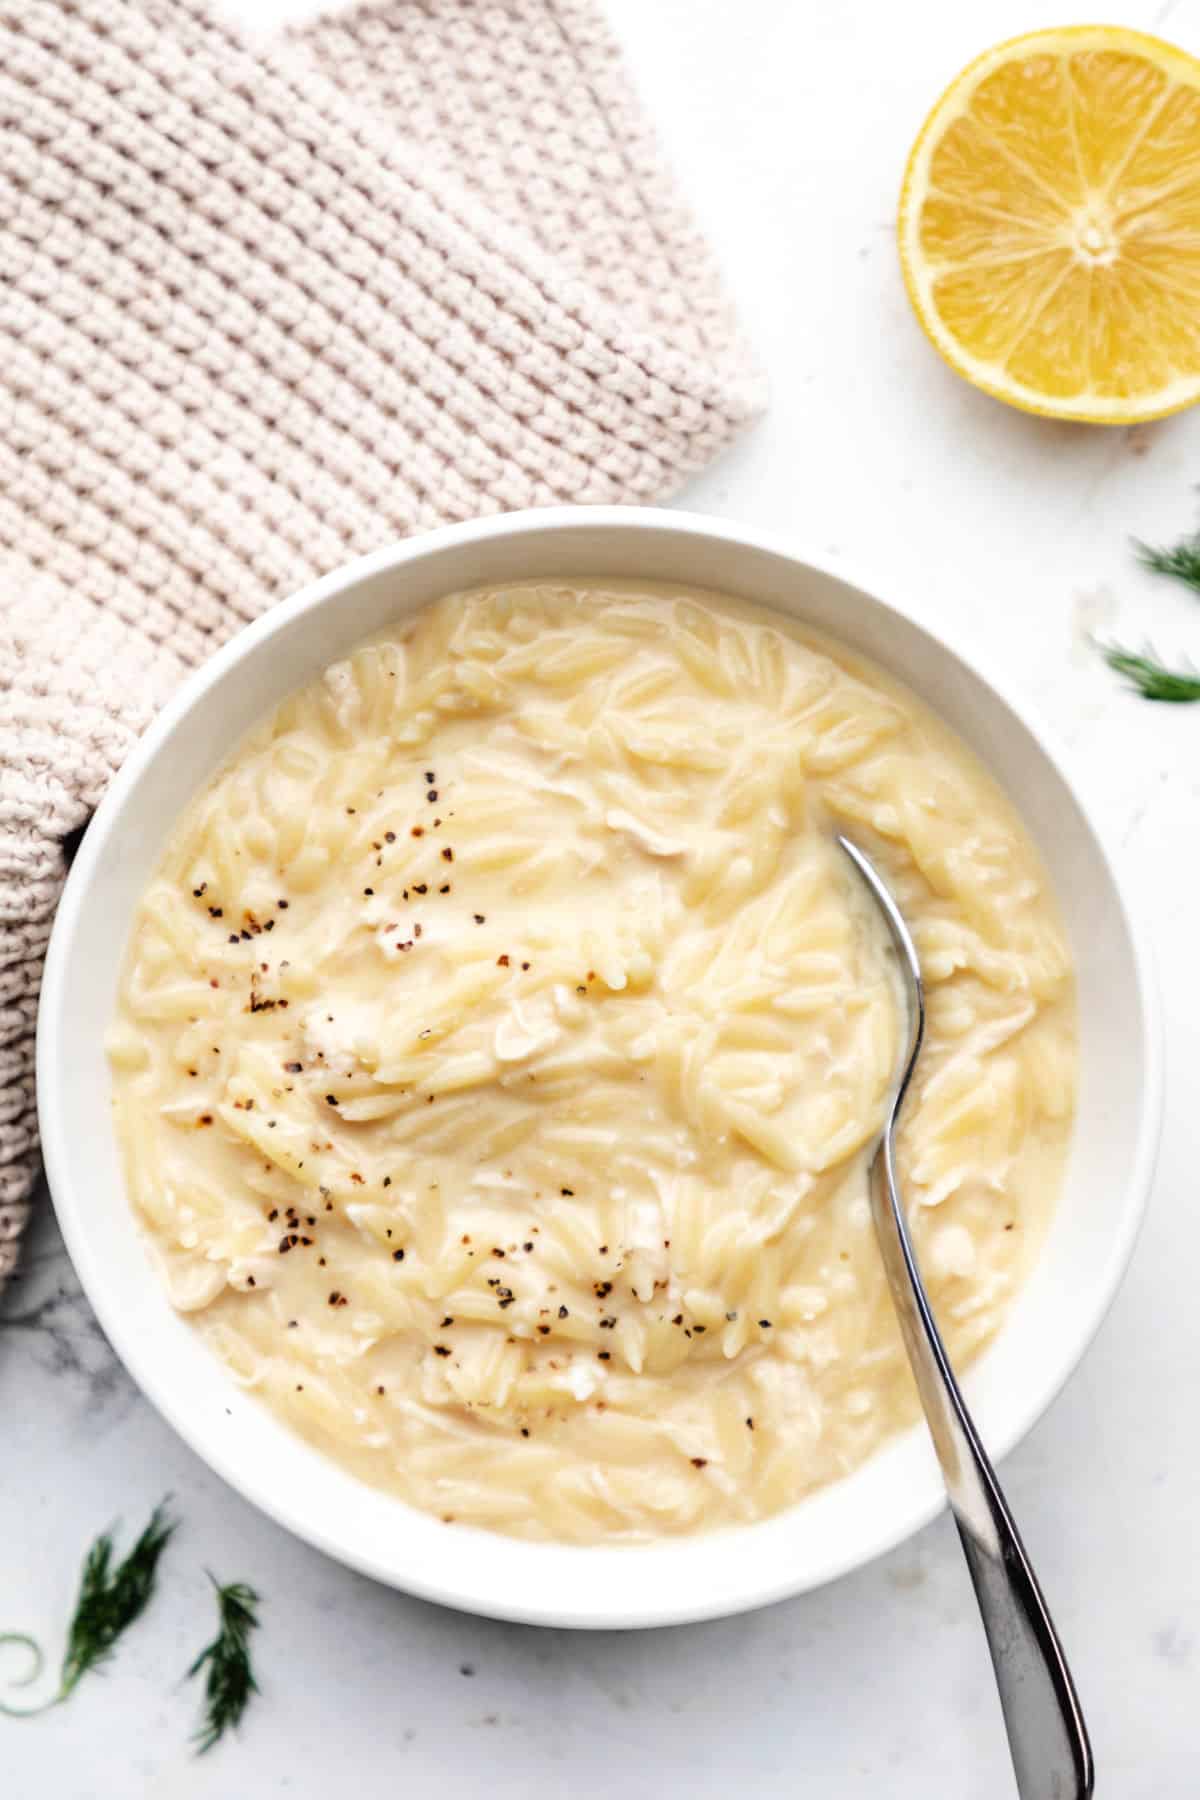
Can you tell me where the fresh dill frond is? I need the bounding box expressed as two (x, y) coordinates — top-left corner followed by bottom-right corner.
(187, 1576), (261, 1754)
(0, 1499), (175, 1716)
(1133, 532), (1200, 595)
(1099, 641), (1200, 703)
(60, 1503), (176, 1699)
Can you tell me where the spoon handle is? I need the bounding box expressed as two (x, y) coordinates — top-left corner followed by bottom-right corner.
(872, 1143), (1094, 1800)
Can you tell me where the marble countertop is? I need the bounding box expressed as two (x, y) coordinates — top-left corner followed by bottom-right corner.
(5, 1), (1200, 1793)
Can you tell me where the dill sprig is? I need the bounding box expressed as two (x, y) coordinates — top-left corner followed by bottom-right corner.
(0, 1499), (175, 1716)
(187, 1576), (260, 1755)
(1099, 641), (1200, 703)
(1134, 532), (1200, 595)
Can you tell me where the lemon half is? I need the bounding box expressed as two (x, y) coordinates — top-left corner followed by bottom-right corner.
(898, 26), (1200, 422)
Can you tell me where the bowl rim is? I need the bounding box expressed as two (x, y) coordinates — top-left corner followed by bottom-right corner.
(37, 505), (1163, 1627)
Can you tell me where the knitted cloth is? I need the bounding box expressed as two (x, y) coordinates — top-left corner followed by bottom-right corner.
(0, 0), (764, 1286)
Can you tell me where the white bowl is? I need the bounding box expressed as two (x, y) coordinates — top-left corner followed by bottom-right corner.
(38, 508), (1161, 1628)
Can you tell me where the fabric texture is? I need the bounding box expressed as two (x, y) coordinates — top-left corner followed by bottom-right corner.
(0, 0), (763, 1285)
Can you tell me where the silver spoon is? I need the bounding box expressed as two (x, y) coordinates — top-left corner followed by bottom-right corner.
(838, 836), (1093, 1800)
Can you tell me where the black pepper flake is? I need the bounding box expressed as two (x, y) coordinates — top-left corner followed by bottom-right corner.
(560, 1187), (574, 1197)
(193, 884), (207, 898)
(425, 771), (435, 784)
(411, 826), (424, 838)
(246, 1275), (256, 1287)
(520, 1427), (530, 1437)
(427, 789), (438, 803)
(691, 1458), (708, 1469)
(392, 1249), (405, 1262)
(267, 1209), (279, 1222)
(363, 887), (374, 896)
(197, 1114), (213, 1127)
(458, 1663), (474, 1677)
(473, 913), (485, 925)
(284, 1061), (302, 1074)
(598, 1245), (608, 1255)
(385, 832), (396, 843)
(672, 1314), (683, 1326)
(536, 1325), (550, 1335)
(328, 1290), (347, 1307)
(520, 961), (530, 971)
(382, 1176), (392, 1188)
(693, 1324), (706, 1334)
(745, 1417), (755, 1430)
(558, 1305), (568, 1319)
(287, 1319), (298, 1329)
(597, 1351), (611, 1361)
(725, 1311), (738, 1321)
(264, 919), (275, 932)
(278, 898), (289, 909)
(326, 1094), (339, 1106)
(439, 883), (450, 894)
(593, 1281), (612, 1298)
(440, 1316), (455, 1328)
(497, 954), (509, 968)
(523, 1242), (533, 1254)
(441, 847), (453, 862)
(208, 906), (223, 918)
(228, 933), (239, 944)
(414, 883), (427, 895)
(434, 1345), (451, 1357)
(758, 1319), (773, 1329)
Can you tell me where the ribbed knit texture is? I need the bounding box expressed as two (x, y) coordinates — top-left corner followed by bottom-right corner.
(0, 0), (764, 1286)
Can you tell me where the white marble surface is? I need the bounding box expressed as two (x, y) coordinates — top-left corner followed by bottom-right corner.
(6, 0), (1200, 1793)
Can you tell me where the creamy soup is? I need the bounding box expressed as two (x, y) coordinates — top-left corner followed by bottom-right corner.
(108, 583), (1075, 1542)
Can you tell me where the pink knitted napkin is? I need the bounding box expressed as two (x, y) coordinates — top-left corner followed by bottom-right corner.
(0, 0), (764, 1285)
